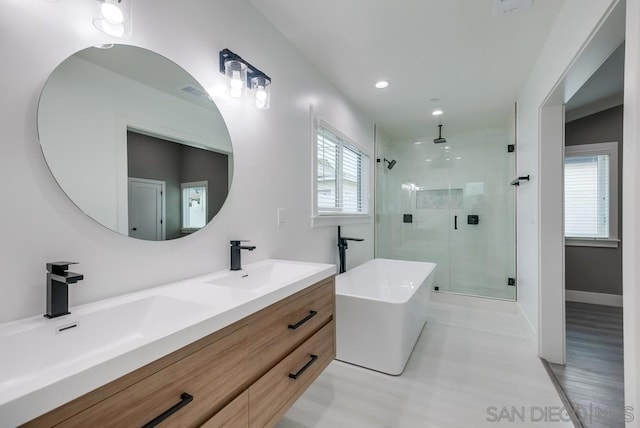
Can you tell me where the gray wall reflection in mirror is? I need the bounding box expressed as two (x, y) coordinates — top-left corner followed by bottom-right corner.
(38, 45), (233, 240)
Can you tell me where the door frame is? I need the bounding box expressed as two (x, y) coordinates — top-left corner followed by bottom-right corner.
(537, 0), (625, 364)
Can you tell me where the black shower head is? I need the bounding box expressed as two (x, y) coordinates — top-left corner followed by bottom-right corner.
(434, 124), (447, 144)
(376, 157), (397, 170)
(385, 158), (396, 169)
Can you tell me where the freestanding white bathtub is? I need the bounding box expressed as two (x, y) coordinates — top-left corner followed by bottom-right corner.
(335, 258), (436, 375)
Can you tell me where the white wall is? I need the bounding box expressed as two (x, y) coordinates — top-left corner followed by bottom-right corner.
(0, 0), (374, 323)
(516, 0), (618, 337)
(517, 0), (640, 413)
(623, 0), (640, 416)
(538, 104), (565, 363)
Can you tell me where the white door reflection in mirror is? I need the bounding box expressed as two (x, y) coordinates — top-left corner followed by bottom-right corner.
(128, 178), (166, 241)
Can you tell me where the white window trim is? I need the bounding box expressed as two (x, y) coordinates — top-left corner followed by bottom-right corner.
(565, 237), (620, 248)
(564, 141), (618, 248)
(311, 117), (372, 228)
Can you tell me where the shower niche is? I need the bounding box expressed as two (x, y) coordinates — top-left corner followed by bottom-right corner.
(375, 128), (516, 300)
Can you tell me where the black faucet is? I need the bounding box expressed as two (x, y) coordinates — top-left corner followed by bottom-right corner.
(337, 226), (364, 274)
(230, 240), (256, 271)
(45, 262), (84, 319)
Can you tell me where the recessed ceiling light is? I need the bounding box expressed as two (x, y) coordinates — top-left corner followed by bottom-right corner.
(414, 141), (423, 145)
(455, 156), (462, 160)
(432, 109), (444, 116)
(426, 159), (432, 162)
(375, 81), (389, 89)
(445, 158), (451, 161)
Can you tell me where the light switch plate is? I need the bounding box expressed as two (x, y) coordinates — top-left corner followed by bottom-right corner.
(277, 208), (286, 227)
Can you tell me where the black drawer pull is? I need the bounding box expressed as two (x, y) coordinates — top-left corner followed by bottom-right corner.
(288, 310), (318, 330)
(142, 392), (193, 428)
(289, 354), (318, 380)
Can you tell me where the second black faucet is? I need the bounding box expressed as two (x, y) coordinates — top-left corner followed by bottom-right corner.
(337, 226), (364, 274)
(230, 240), (256, 271)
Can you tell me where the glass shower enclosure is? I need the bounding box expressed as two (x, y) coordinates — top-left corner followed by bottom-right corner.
(375, 128), (516, 300)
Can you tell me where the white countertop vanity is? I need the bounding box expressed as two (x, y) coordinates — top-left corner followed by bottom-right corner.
(0, 259), (336, 427)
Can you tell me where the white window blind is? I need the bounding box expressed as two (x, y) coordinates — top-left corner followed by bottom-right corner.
(564, 154), (610, 238)
(564, 141), (618, 246)
(316, 124), (369, 215)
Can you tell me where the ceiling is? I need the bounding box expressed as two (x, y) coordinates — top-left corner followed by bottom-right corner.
(566, 42), (625, 119)
(249, 0), (565, 141)
(77, 45), (218, 112)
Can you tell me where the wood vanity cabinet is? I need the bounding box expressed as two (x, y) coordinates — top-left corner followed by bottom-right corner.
(23, 276), (335, 428)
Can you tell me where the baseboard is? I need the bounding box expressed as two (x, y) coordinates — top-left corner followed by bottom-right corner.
(517, 301), (538, 345)
(565, 290), (623, 307)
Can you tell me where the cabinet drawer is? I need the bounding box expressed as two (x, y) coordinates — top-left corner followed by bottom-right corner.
(57, 326), (249, 428)
(248, 277), (334, 380)
(248, 320), (335, 428)
(201, 391), (248, 428)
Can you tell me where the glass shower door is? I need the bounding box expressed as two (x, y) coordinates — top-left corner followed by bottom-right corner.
(375, 128), (516, 300)
(447, 136), (516, 299)
(375, 142), (452, 292)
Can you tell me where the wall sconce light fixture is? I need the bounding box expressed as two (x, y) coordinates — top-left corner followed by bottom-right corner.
(220, 49), (271, 110)
(93, 0), (132, 38)
(251, 76), (271, 110)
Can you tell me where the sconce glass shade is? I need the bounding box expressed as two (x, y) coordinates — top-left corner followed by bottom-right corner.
(93, 0), (132, 38)
(251, 76), (271, 110)
(225, 60), (248, 98)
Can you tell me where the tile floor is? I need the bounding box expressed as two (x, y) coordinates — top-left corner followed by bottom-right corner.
(279, 297), (573, 427)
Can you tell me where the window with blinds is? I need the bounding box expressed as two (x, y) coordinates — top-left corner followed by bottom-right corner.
(316, 123), (369, 215)
(564, 142), (618, 243)
(181, 181), (208, 231)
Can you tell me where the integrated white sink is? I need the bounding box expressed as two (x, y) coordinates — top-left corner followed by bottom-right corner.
(0, 259), (335, 426)
(206, 260), (324, 291)
(0, 296), (210, 395)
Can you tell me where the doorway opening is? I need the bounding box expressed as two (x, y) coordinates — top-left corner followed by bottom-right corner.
(537, 2), (626, 425)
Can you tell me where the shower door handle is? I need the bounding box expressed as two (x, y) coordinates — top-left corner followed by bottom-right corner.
(454, 216), (458, 230)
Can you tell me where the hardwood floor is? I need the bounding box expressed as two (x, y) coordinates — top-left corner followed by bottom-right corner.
(548, 302), (625, 428)
(279, 298), (572, 427)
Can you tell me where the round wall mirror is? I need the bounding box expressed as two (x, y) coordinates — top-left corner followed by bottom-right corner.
(38, 45), (233, 241)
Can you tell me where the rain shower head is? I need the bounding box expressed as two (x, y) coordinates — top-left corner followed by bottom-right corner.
(434, 124), (447, 144)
